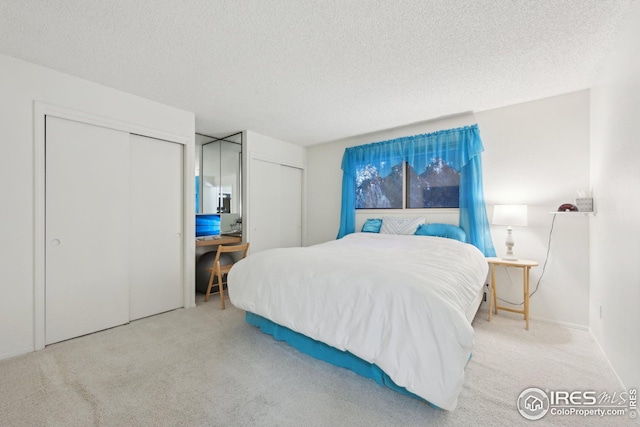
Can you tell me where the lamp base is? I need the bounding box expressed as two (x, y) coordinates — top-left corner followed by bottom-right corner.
(503, 227), (518, 261)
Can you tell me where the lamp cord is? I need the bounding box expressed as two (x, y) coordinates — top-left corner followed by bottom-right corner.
(495, 213), (557, 306)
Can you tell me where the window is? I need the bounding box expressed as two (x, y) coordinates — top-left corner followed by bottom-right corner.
(356, 158), (459, 209)
(339, 124), (495, 256)
(355, 162), (403, 209)
(407, 157), (459, 208)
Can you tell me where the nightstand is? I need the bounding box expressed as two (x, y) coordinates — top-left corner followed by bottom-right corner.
(486, 257), (539, 330)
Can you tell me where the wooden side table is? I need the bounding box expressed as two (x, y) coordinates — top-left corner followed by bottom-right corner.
(486, 257), (539, 330)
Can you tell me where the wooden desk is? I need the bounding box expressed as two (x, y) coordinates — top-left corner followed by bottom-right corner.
(196, 235), (242, 247)
(487, 257), (539, 330)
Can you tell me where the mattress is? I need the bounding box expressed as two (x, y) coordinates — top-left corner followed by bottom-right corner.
(466, 286), (485, 323)
(228, 233), (488, 410)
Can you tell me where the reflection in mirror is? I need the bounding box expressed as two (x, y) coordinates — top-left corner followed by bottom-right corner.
(196, 133), (242, 225)
(202, 141), (221, 213)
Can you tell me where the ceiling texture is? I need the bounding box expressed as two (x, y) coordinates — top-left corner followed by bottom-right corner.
(0, 0), (636, 146)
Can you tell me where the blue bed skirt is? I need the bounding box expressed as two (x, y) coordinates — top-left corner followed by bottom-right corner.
(245, 311), (434, 405)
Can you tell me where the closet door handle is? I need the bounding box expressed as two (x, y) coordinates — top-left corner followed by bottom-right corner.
(50, 239), (61, 246)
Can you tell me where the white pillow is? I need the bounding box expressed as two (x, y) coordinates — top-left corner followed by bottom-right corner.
(380, 217), (425, 235)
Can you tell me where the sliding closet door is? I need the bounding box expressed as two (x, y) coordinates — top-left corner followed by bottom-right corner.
(250, 158), (303, 253)
(45, 116), (130, 345)
(280, 165), (302, 248)
(129, 134), (184, 320)
(250, 159), (282, 253)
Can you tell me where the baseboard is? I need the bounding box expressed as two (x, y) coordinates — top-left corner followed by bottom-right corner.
(0, 345), (34, 361)
(589, 328), (626, 391)
(529, 316), (590, 331)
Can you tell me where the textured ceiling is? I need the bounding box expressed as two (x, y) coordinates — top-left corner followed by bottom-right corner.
(0, 0), (635, 145)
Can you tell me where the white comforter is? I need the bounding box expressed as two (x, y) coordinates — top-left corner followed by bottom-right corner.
(228, 233), (488, 410)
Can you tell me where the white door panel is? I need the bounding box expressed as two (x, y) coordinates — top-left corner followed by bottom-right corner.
(45, 116), (130, 344)
(249, 159), (302, 253)
(249, 159), (281, 253)
(280, 165), (302, 248)
(129, 134), (183, 320)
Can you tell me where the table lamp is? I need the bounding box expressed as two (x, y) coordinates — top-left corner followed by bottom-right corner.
(492, 205), (528, 260)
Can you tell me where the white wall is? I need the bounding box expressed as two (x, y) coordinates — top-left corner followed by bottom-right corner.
(589, 1), (640, 390)
(306, 91), (591, 327)
(245, 130), (306, 167)
(478, 91), (591, 328)
(0, 54), (195, 360)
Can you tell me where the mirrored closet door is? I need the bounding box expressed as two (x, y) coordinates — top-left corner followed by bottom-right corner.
(197, 132), (242, 234)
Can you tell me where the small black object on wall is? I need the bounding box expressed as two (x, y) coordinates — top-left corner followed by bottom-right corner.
(557, 203), (578, 212)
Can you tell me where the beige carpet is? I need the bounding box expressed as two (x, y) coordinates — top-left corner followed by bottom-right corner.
(0, 296), (634, 427)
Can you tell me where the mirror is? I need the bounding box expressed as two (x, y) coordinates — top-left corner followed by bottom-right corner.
(196, 133), (242, 224)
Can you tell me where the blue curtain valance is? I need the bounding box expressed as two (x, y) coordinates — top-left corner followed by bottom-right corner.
(337, 124), (495, 257)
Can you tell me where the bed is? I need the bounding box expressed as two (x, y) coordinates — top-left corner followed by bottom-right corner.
(227, 232), (488, 410)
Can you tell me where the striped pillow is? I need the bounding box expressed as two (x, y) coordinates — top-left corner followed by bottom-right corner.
(380, 217), (425, 235)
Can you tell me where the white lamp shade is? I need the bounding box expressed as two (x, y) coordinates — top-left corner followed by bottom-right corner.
(492, 205), (528, 227)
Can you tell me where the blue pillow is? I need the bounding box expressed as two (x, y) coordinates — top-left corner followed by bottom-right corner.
(415, 223), (466, 242)
(361, 218), (382, 233)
